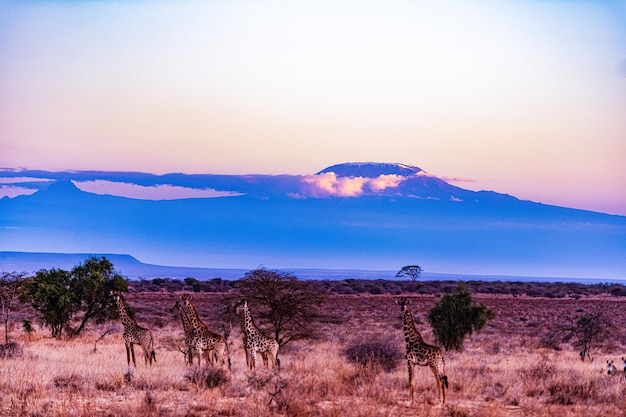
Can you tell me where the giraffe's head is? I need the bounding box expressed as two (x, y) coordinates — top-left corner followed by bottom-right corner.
(169, 300), (182, 314)
(397, 297), (411, 313)
(234, 299), (247, 317)
(181, 294), (191, 303)
(111, 291), (123, 304)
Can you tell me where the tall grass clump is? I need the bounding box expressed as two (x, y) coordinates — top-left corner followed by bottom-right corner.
(344, 339), (403, 373)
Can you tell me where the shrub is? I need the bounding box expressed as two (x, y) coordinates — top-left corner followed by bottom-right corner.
(427, 285), (495, 351)
(0, 341), (22, 359)
(185, 366), (230, 389)
(344, 340), (403, 372)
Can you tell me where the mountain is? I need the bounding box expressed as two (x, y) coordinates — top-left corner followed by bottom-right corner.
(318, 162), (425, 177)
(1, 163), (625, 280)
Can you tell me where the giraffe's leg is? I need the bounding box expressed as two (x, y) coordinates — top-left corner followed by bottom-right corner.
(130, 343), (137, 367)
(186, 347), (193, 366)
(248, 347), (256, 370)
(430, 365), (446, 404)
(215, 343), (226, 367)
(407, 361), (414, 401)
(125, 343), (132, 366)
(244, 346), (250, 368)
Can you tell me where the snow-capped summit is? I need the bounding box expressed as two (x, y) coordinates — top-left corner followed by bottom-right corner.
(317, 162), (424, 177)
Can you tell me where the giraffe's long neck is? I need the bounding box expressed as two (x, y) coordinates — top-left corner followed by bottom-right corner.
(176, 303), (193, 335)
(243, 306), (260, 337)
(183, 299), (206, 332)
(403, 309), (424, 347)
(116, 297), (135, 328)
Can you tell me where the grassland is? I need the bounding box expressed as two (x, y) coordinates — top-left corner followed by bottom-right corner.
(2, 291), (626, 416)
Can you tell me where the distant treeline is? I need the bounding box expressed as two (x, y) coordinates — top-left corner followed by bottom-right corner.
(131, 277), (626, 298)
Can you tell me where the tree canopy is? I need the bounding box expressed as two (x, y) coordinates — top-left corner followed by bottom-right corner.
(20, 257), (128, 338)
(395, 265), (423, 281)
(427, 285), (495, 351)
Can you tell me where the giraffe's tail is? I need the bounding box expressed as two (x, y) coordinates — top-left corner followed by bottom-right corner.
(441, 375), (448, 389)
(150, 350), (157, 363)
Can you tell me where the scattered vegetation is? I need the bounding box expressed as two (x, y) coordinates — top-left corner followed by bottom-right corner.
(3, 258), (626, 416)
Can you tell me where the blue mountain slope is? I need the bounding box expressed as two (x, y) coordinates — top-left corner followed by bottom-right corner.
(1, 164), (625, 279)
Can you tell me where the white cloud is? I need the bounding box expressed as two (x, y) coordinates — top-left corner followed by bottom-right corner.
(367, 174), (406, 192)
(0, 177), (53, 184)
(74, 180), (243, 200)
(0, 185), (38, 198)
(300, 172), (407, 198)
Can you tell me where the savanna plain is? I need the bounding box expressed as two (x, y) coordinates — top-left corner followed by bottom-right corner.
(2, 283), (626, 417)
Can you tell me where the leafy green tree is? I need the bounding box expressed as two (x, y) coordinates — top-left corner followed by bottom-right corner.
(20, 268), (76, 339)
(395, 265), (423, 281)
(234, 267), (326, 346)
(20, 257), (128, 338)
(70, 257), (128, 335)
(427, 285), (494, 351)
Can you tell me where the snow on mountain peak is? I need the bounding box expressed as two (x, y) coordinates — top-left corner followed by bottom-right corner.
(316, 162), (424, 178)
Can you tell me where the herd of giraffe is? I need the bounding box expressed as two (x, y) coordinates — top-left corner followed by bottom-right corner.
(113, 293), (449, 404)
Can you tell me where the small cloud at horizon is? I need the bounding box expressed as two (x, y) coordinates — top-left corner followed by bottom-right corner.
(74, 180), (243, 200)
(442, 176), (475, 184)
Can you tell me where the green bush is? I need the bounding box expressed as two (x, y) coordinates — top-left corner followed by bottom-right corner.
(427, 285), (494, 351)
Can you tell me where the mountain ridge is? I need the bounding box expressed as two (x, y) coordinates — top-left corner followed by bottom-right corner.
(1, 163), (624, 279)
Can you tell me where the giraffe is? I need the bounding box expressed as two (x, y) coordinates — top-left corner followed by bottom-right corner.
(234, 299), (279, 370)
(397, 297), (448, 404)
(113, 293), (156, 367)
(181, 294), (229, 368)
(170, 300), (195, 366)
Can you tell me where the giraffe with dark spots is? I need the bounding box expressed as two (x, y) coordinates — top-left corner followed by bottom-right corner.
(113, 293), (156, 367)
(181, 294), (229, 368)
(234, 299), (279, 370)
(397, 297), (448, 404)
(170, 300), (195, 365)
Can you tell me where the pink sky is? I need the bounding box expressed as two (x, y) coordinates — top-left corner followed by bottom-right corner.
(1, 0), (625, 215)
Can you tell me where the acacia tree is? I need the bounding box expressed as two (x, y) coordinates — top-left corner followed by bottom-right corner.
(395, 265), (423, 281)
(233, 267), (326, 346)
(0, 271), (27, 344)
(427, 285), (495, 351)
(564, 311), (611, 362)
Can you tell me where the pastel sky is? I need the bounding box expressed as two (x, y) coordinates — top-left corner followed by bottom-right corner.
(1, 0), (625, 215)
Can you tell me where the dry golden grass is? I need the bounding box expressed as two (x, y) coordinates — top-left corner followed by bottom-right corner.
(2, 293), (626, 416)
